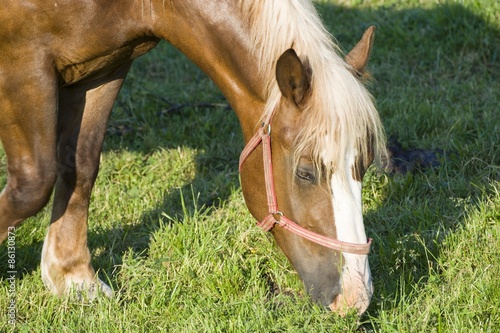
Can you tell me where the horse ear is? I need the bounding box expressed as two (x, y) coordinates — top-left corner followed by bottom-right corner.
(345, 26), (376, 75)
(276, 49), (310, 106)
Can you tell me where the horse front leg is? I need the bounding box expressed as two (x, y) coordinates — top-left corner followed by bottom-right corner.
(0, 62), (58, 242)
(41, 63), (132, 298)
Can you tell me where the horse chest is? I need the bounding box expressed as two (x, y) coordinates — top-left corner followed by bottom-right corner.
(56, 37), (159, 86)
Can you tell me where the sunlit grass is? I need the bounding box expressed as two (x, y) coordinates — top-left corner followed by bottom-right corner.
(1, 0), (499, 331)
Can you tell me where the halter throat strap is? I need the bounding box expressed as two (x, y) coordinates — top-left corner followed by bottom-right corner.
(239, 122), (372, 255)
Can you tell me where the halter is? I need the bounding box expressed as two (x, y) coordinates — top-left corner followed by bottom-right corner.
(238, 112), (372, 255)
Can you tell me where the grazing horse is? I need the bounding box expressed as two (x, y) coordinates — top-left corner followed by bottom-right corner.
(0, 0), (385, 314)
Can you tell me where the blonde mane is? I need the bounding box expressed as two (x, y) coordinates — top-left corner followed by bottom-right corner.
(239, 0), (386, 182)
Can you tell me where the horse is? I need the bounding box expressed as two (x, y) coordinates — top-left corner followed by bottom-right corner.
(0, 0), (385, 315)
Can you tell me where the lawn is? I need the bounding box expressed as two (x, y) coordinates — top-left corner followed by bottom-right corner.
(1, 0), (499, 332)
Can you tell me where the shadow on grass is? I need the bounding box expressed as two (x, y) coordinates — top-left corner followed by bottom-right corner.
(1, 2), (498, 322)
(89, 100), (243, 271)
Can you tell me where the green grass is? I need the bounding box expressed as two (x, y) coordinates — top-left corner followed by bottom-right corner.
(1, 0), (499, 331)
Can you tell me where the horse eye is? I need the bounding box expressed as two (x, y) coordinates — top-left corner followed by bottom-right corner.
(296, 169), (315, 182)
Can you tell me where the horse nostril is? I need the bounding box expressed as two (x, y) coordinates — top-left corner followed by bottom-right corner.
(329, 293), (350, 316)
(329, 290), (371, 316)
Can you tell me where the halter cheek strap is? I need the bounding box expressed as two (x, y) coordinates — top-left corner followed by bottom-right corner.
(239, 122), (372, 255)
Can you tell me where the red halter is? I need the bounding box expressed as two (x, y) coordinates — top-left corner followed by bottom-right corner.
(239, 115), (372, 255)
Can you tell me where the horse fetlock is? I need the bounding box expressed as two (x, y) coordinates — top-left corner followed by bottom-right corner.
(41, 236), (112, 298)
(41, 258), (112, 299)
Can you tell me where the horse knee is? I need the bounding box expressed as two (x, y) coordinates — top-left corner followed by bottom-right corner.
(5, 162), (57, 218)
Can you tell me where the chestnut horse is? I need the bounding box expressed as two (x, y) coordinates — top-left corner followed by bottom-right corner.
(0, 0), (384, 314)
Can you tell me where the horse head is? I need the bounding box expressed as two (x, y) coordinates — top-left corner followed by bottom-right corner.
(240, 27), (381, 315)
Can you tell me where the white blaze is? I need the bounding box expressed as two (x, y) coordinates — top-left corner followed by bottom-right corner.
(329, 147), (373, 313)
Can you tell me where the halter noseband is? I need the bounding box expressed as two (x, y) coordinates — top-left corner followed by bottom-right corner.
(238, 115), (372, 255)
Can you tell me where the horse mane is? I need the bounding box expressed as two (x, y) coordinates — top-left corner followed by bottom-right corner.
(239, 0), (386, 183)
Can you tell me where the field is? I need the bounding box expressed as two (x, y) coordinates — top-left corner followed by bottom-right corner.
(1, 0), (499, 332)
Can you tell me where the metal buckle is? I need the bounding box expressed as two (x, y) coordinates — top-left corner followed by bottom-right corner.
(271, 211), (283, 223)
(262, 123), (271, 136)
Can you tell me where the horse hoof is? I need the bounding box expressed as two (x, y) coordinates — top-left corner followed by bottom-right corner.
(70, 278), (113, 301)
(91, 278), (113, 298)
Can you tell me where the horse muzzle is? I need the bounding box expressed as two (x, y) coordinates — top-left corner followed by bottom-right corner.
(329, 254), (374, 315)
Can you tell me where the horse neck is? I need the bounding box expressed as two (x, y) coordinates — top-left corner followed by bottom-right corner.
(147, 0), (267, 140)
